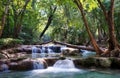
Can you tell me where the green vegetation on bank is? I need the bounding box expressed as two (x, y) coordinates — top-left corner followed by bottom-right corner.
(0, 38), (23, 49)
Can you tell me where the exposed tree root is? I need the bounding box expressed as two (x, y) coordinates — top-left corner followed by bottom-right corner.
(101, 47), (120, 57)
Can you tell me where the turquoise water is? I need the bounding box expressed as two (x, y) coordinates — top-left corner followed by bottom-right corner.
(0, 68), (120, 78)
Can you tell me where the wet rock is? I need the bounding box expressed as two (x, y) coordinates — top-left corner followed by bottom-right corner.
(94, 57), (111, 68)
(8, 58), (48, 71)
(9, 62), (18, 70)
(0, 63), (9, 71)
(17, 59), (33, 70)
(61, 48), (81, 56)
(45, 58), (58, 66)
(73, 58), (84, 68)
(110, 57), (120, 69)
(83, 57), (95, 67)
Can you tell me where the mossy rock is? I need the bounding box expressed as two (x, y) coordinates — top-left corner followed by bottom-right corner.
(110, 57), (120, 69)
(99, 58), (111, 68)
(83, 57), (95, 67)
(73, 58), (84, 68)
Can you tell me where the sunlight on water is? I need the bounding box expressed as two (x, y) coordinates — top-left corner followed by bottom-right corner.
(1, 69), (120, 78)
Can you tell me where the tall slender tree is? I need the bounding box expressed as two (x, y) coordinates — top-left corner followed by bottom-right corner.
(73, 0), (104, 55)
(97, 0), (120, 56)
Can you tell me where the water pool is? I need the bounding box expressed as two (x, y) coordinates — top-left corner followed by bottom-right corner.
(0, 68), (120, 78)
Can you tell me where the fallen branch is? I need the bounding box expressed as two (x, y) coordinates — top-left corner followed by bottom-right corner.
(53, 41), (95, 51)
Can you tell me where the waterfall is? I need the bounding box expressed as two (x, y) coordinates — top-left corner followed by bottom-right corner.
(53, 59), (75, 68)
(40, 47), (46, 57)
(31, 59), (85, 73)
(48, 47), (53, 53)
(60, 46), (67, 52)
(47, 47), (55, 57)
(32, 46), (38, 58)
(33, 61), (44, 69)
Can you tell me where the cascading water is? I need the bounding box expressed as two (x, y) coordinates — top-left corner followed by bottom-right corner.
(0, 63), (9, 72)
(33, 61), (44, 69)
(81, 50), (96, 58)
(40, 47), (46, 57)
(31, 59), (82, 73)
(47, 47), (55, 57)
(60, 45), (67, 52)
(32, 46), (38, 58)
(53, 59), (75, 68)
(47, 47), (53, 53)
(42, 59), (81, 73)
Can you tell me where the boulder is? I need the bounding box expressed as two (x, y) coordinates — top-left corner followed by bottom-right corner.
(110, 57), (120, 69)
(83, 57), (95, 67)
(45, 58), (58, 66)
(9, 58), (48, 71)
(94, 57), (111, 68)
(61, 48), (81, 56)
(73, 58), (84, 68)
(9, 62), (18, 70)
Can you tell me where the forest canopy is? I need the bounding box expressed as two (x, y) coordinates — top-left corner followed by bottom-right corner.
(0, 0), (120, 56)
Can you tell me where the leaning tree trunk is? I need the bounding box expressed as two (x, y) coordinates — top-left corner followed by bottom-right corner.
(97, 0), (120, 56)
(74, 0), (104, 55)
(39, 6), (57, 39)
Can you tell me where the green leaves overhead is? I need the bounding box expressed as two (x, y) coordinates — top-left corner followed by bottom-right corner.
(0, 0), (120, 44)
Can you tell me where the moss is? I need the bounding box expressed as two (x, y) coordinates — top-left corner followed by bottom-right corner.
(0, 38), (24, 49)
(99, 58), (111, 68)
(83, 57), (95, 67)
(110, 57), (120, 69)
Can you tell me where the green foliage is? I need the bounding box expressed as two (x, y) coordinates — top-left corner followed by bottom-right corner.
(0, 38), (23, 48)
(0, 0), (120, 45)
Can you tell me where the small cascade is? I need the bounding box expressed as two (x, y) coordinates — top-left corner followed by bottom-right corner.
(81, 50), (96, 58)
(33, 61), (44, 69)
(32, 46), (38, 58)
(0, 64), (9, 72)
(60, 45), (67, 52)
(53, 59), (75, 68)
(40, 47), (46, 57)
(47, 47), (55, 57)
(48, 47), (53, 53)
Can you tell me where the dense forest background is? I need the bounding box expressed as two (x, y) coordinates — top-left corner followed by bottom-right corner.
(0, 0), (120, 56)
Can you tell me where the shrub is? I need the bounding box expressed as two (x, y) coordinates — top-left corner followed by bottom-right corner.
(0, 38), (24, 49)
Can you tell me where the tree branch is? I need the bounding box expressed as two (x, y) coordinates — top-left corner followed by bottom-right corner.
(97, 0), (108, 20)
(39, 6), (57, 39)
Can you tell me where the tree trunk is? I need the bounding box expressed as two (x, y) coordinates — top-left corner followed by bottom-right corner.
(74, 0), (104, 55)
(13, 0), (30, 38)
(39, 6), (57, 39)
(97, 0), (120, 56)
